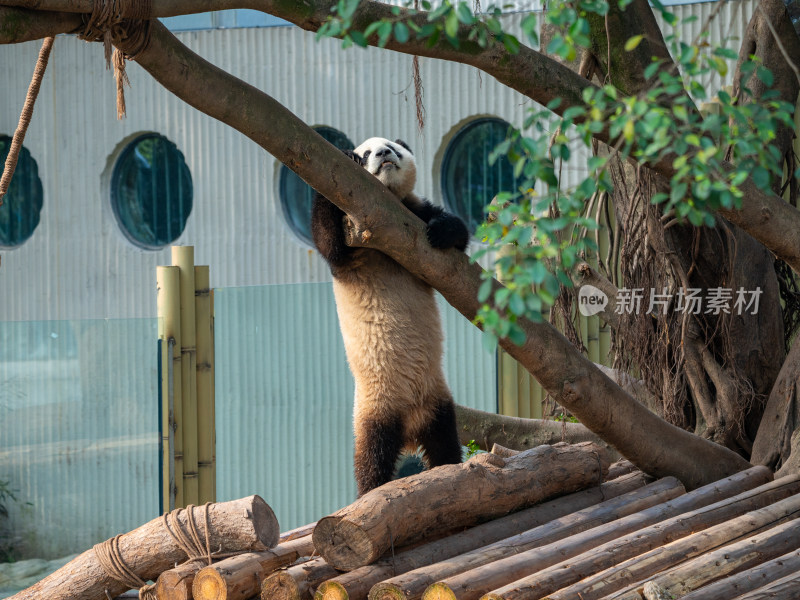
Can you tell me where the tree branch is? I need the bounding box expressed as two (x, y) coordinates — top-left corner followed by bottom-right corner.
(0, 6), (81, 43)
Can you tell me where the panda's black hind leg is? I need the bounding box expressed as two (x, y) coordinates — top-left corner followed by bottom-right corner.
(354, 416), (404, 497)
(418, 399), (463, 467)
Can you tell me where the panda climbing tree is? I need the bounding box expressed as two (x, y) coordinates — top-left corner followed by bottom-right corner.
(312, 137), (469, 496)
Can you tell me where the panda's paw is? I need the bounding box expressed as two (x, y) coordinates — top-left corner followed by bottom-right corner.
(341, 149), (364, 166)
(427, 215), (469, 251)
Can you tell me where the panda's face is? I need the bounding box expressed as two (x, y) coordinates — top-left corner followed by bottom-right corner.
(354, 137), (417, 199)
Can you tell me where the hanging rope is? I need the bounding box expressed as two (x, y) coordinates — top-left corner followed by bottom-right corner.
(413, 0), (425, 132)
(77, 0), (152, 119)
(0, 36), (54, 207)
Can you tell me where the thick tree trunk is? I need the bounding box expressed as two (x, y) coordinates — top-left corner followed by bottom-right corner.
(190, 536), (315, 600)
(422, 467), (776, 600)
(313, 443), (609, 571)
(751, 338), (800, 473)
(314, 472), (649, 600)
(367, 476), (683, 600)
(5, 496), (279, 600)
(480, 476), (800, 600)
(678, 548), (800, 600)
(602, 520), (800, 600)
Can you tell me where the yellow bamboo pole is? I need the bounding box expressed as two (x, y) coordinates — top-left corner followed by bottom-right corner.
(532, 379), (543, 419)
(157, 265), (182, 510)
(173, 246), (199, 507)
(158, 331), (170, 511)
(210, 287), (216, 499)
(195, 265), (216, 503)
(498, 351), (519, 417)
(517, 361), (531, 419)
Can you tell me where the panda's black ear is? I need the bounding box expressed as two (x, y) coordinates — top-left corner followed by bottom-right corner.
(394, 139), (413, 154)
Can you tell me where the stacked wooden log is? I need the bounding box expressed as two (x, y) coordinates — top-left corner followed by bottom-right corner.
(10, 442), (800, 600)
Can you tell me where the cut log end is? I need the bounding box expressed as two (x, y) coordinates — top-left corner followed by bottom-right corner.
(313, 516), (378, 572)
(422, 582), (458, 600)
(261, 571), (301, 600)
(192, 567), (227, 600)
(369, 582), (411, 600)
(251, 495), (281, 549)
(643, 581), (672, 600)
(315, 580), (350, 600)
(154, 563), (197, 600)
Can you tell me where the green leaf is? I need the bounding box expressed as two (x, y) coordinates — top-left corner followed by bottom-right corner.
(350, 30), (367, 46)
(546, 97), (562, 111)
(503, 34), (521, 55)
(481, 330), (499, 353)
(338, 0), (360, 20)
(670, 180), (687, 204)
(509, 293), (526, 316)
(508, 323), (527, 346)
(377, 21), (392, 46)
(757, 65), (774, 87)
(478, 278), (493, 302)
(445, 10), (460, 38)
(624, 35), (644, 51)
(394, 21), (409, 43)
(456, 2), (474, 23)
(651, 192), (669, 205)
(752, 166), (771, 190)
(713, 47), (738, 60)
(644, 61), (661, 80)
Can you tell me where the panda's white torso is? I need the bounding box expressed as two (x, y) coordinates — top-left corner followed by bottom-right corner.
(332, 249), (449, 436)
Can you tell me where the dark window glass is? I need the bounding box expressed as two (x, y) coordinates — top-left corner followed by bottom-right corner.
(0, 136), (43, 248)
(441, 118), (517, 234)
(279, 127), (354, 245)
(111, 134), (193, 250)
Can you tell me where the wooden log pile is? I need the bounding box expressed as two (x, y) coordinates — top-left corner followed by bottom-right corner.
(10, 443), (800, 600)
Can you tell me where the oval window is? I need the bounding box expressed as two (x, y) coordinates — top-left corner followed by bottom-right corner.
(441, 118), (517, 234)
(111, 133), (193, 249)
(279, 127), (354, 245)
(0, 136), (43, 248)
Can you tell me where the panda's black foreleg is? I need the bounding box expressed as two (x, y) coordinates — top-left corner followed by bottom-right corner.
(354, 415), (404, 497)
(418, 399), (463, 468)
(405, 201), (469, 252)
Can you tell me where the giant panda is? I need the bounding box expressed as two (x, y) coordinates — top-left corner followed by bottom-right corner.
(311, 136), (469, 496)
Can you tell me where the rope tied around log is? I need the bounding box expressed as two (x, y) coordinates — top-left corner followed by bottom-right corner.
(0, 36), (54, 207)
(161, 503), (215, 565)
(94, 503), (237, 600)
(77, 0), (152, 119)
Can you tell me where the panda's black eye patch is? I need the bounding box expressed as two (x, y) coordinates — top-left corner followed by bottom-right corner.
(362, 150), (372, 161)
(388, 144), (403, 159)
